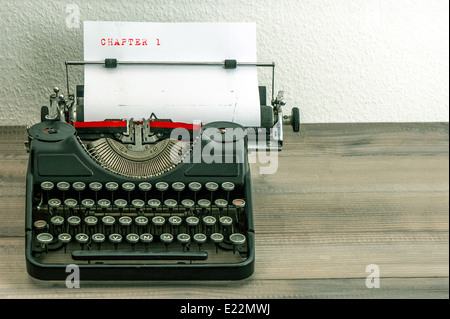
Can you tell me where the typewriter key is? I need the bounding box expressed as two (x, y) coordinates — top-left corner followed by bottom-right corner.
(92, 233), (105, 250)
(58, 233), (71, 253)
(210, 233), (224, 253)
(203, 216), (216, 236)
(75, 233), (89, 250)
(214, 199), (228, 215)
(164, 199), (177, 212)
(132, 199), (145, 214)
(36, 233), (53, 253)
(169, 216), (182, 234)
(114, 199), (127, 215)
(177, 233), (190, 251)
(50, 215), (64, 234)
(160, 233), (173, 250)
(232, 199), (245, 224)
(138, 182), (152, 204)
(229, 233), (246, 254)
(122, 182), (135, 192)
(64, 198), (77, 215)
(48, 198), (61, 215)
(126, 233), (139, 250)
(119, 216), (132, 235)
(155, 182), (169, 202)
(198, 199), (211, 214)
(73, 182), (86, 208)
(56, 182), (70, 212)
(219, 216), (233, 235)
(188, 182), (202, 204)
(205, 182), (219, 203)
(172, 182), (185, 205)
(81, 199), (95, 214)
(105, 181), (119, 203)
(34, 220), (47, 234)
(89, 182), (102, 206)
(140, 233), (153, 250)
(186, 216), (200, 236)
(41, 181), (54, 191)
(135, 216), (149, 230)
(98, 199), (111, 212)
(181, 199), (195, 211)
(67, 216), (81, 235)
(193, 233), (207, 250)
(221, 182), (235, 205)
(84, 216), (98, 235)
(147, 199), (161, 212)
(102, 215), (116, 235)
(109, 233), (122, 250)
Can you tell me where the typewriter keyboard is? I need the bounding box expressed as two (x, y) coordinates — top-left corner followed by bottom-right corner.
(31, 181), (250, 265)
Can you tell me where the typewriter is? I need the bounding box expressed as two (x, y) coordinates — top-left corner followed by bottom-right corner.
(24, 58), (299, 280)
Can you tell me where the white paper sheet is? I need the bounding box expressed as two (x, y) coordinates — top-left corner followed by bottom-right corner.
(83, 21), (261, 127)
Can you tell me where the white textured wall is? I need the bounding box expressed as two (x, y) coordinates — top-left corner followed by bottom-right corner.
(0, 0), (448, 126)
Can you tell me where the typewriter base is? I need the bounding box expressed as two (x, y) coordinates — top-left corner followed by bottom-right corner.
(25, 232), (254, 281)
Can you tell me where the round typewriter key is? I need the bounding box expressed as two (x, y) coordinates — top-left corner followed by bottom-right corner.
(221, 182), (235, 192)
(81, 198), (95, 209)
(193, 233), (207, 250)
(152, 216), (165, 226)
(138, 182), (152, 192)
(58, 233), (71, 253)
(140, 233), (153, 250)
(229, 233), (246, 254)
(84, 215), (98, 228)
(172, 182), (185, 192)
(203, 216), (216, 226)
(92, 233), (105, 250)
(126, 233), (139, 250)
(48, 198), (61, 215)
(98, 198), (111, 210)
(219, 216), (233, 227)
(51, 215), (64, 226)
(211, 232), (224, 253)
(72, 182), (86, 192)
(105, 182), (119, 192)
(40, 181), (54, 191)
(188, 182), (202, 192)
(155, 182), (169, 192)
(160, 233), (173, 249)
(131, 199), (145, 211)
(119, 216), (132, 234)
(164, 199), (177, 210)
(135, 216), (149, 226)
(122, 182), (136, 192)
(106, 182), (119, 203)
(232, 199), (246, 208)
(36, 233), (53, 253)
(89, 182), (102, 192)
(75, 233), (89, 250)
(114, 199), (127, 213)
(34, 220), (47, 234)
(168, 216), (182, 226)
(102, 215), (115, 226)
(205, 182), (219, 192)
(68, 215), (81, 226)
(206, 182), (219, 203)
(50, 216), (64, 234)
(186, 216), (199, 227)
(177, 233), (190, 250)
(147, 199), (161, 211)
(215, 199), (228, 215)
(198, 199), (211, 213)
(181, 199), (195, 211)
(64, 198), (77, 209)
(109, 233), (122, 250)
(56, 181), (70, 191)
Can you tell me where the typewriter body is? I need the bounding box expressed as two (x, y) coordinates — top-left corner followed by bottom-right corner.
(24, 58), (299, 281)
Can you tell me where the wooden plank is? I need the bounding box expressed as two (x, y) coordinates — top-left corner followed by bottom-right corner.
(0, 123), (447, 298)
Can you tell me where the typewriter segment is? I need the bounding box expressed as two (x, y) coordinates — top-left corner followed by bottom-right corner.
(25, 118), (255, 280)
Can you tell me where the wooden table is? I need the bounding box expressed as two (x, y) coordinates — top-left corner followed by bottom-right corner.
(0, 123), (448, 299)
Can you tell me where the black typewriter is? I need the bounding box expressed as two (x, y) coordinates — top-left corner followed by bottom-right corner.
(24, 59), (299, 280)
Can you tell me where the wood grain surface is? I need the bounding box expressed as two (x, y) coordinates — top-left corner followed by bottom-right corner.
(0, 123), (448, 299)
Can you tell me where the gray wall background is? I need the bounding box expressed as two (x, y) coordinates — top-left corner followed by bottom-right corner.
(0, 0), (448, 126)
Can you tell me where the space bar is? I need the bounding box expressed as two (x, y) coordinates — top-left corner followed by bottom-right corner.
(72, 250), (208, 261)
